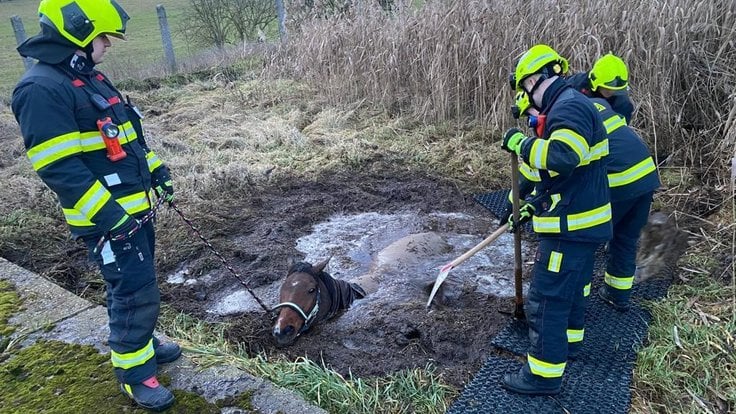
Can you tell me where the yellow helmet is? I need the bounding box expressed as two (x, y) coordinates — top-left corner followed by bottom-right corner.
(38, 0), (129, 48)
(513, 44), (569, 91)
(511, 90), (532, 119)
(589, 53), (628, 91)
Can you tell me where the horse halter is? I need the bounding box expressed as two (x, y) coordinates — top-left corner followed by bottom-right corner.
(272, 274), (322, 335)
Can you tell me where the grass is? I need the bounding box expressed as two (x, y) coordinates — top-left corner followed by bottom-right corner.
(158, 308), (456, 414)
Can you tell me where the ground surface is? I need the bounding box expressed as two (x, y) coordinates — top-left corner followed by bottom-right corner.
(159, 168), (515, 389)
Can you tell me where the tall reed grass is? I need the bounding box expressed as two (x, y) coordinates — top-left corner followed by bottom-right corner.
(269, 0), (736, 187)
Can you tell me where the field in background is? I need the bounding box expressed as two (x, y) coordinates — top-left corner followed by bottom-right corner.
(0, 0), (193, 96)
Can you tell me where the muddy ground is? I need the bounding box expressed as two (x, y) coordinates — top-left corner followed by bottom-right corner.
(160, 168), (527, 389)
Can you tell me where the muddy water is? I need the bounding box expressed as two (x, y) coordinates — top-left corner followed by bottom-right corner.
(174, 210), (533, 315)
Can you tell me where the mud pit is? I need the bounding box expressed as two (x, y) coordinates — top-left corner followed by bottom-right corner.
(161, 169), (534, 389)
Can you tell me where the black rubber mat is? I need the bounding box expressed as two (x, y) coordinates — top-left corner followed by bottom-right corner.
(449, 192), (676, 414)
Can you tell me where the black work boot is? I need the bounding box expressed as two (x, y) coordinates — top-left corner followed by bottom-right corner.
(598, 286), (630, 312)
(120, 376), (175, 412)
(502, 367), (561, 396)
(154, 339), (182, 364)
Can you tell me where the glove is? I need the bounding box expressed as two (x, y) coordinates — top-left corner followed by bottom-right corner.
(498, 202), (513, 226)
(151, 166), (174, 204)
(109, 215), (141, 240)
(508, 203), (535, 232)
(501, 128), (527, 155)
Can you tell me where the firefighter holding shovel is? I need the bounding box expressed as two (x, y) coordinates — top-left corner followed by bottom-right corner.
(499, 44), (612, 396)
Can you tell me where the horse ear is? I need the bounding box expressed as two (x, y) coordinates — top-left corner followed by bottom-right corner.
(286, 255), (298, 271)
(312, 256), (332, 274)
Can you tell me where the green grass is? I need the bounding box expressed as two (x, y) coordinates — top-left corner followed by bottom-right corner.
(0, 0), (193, 97)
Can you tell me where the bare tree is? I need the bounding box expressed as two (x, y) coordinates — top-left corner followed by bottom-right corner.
(181, 0), (232, 48)
(227, 0), (277, 43)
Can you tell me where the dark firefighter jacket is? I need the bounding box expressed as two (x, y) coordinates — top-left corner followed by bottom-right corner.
(589, 98), (660, 202)
(12, 38), (165, 239)
(517, 78), (612, 244)
(566, 72), (634, 124)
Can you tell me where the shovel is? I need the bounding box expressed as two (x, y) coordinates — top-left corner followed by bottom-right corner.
(510, 154), (526, 320)
(426, 222), (510, 308)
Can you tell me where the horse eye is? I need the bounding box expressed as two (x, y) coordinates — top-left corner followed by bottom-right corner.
(308, 288), (316, 294)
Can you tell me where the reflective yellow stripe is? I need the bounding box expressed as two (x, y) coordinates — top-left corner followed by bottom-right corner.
(146, 152), (162, 172)
(588, 139), (609, 162)
(520, 161), (541, 182)
(74, 181), (112, 220)
(604, 115), (627, 133)
(567, 328), (584, 343)
(111, 338), (155, 370)
(549, 129), (589, 165)
(547, 251), (562, 273)
(527, 354), (566, 378)
(117, 191), (151, 215)
(583, 283), (591, 297)
(549, 194), (561, 211)
(605, 272), (634, 290)
(529, 139), (549, 170)
(79, 122), (138, 152)
(608, 157), (656, 188)
(567, 203), (611, 231)
(532, 216), (561, 233)
(27, 131), (83, 171)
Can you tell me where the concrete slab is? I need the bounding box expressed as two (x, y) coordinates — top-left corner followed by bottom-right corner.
(0, 257), (94, 335)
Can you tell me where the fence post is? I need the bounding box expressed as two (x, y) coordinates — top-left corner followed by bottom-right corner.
(156, 5), (177, 73)
(11, 15), (34, 71)
(275, 0), (287, 41)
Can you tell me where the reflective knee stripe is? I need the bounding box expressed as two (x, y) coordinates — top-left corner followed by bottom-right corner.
(27, 131), (83, 171)
(75, 181), (112, 220)
(527, 354), (566, 378)
(567, 328), (584, 343)
(146, 152), (163, 173)
(583, 283), (591, 297)
(608, 157), (657, 188)
(547, 251), (563, 273)
(111, 338), (155, 370)
(605, 272), (634, 290)
(567, 203), (612, 231)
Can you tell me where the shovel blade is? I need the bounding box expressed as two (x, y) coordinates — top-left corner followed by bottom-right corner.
(426, 265), (453, 308)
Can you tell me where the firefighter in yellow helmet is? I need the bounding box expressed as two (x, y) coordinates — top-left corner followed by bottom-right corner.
(501, 44), (612, 395)
(567, 53), (634, 123)
(12, 0), (178, 410)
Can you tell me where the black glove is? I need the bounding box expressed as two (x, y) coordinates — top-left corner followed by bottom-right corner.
(508, 203), (535, 232)
(499, 202), (513, 226)
(501, 128), (527, 155)
(151, 166), (174, 204)
(109, 215), (141, 241)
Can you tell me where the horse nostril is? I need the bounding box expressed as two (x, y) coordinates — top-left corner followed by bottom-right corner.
(282, 325), (295, 336)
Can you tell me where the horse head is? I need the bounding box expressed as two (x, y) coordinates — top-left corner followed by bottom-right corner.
(272, 258), (331, 347)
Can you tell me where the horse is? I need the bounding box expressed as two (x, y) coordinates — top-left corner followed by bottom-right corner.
(272, 258), (366, 347)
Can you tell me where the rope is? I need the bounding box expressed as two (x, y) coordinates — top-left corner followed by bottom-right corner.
(168, 201), (271, 313)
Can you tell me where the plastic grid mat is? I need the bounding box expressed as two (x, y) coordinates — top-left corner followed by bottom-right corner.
(448, 191), (674, 414)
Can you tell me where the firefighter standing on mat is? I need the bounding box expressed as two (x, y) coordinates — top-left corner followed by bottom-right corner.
(12, 0), (179, 411)
(500, 44), (612, 395)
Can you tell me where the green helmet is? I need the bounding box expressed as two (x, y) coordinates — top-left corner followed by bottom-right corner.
(513, 44), (569, 91)
(511, 90), (531, 119)
(38, 0), (129, 48)
(589, 53), (628, 91)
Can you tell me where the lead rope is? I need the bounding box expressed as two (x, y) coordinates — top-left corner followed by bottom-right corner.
(168, 201), (271, 313)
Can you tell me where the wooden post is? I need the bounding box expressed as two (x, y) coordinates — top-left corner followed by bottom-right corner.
(11, 15), (34, 71)
(156, 5), (177, 73)
(275, 0), (287, 41)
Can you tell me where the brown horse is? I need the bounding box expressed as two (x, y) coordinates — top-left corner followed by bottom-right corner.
(272, 258), (366, 346)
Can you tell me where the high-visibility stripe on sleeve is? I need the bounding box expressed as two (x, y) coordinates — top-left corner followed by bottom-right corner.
(567, 328), (584, 343)
(520, 161), (542, 182)
(567, 202), (611, 231)
(26, 131), (83, 171)
(111, 338), (155, 370)
(605, 272), (634, 290)
(604, 115), (627, 134)
(117, 191), (151, 215)
(608, 157), (657, 188)
(588, 138), (609, 162)
(547, 251), (563, 273)
(74, 181), (112, 221)
(527, 354), (566, 378)
(549, 128), (589, 165)
(529, 139), (549, 170)
(146, 152), (163, 173)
